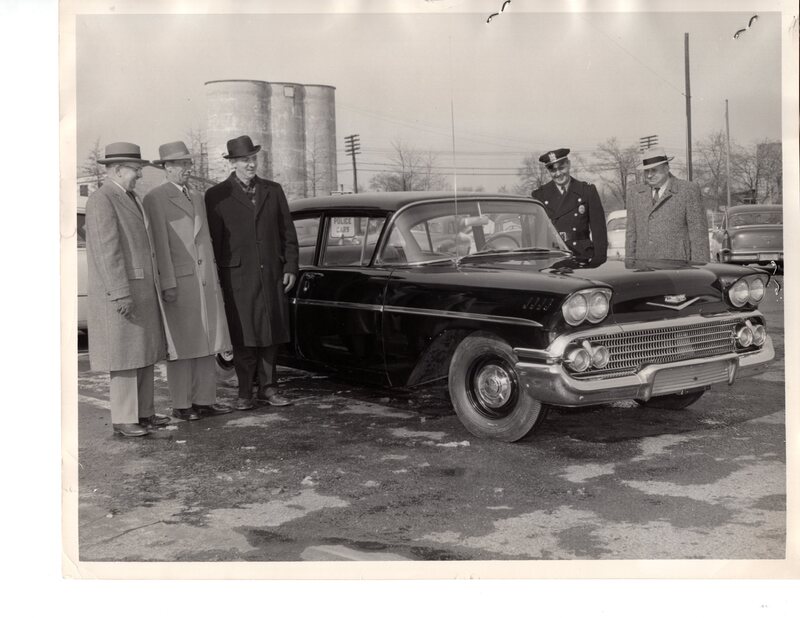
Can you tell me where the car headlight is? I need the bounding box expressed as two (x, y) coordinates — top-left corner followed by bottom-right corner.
(586, 291), (610, 323)
(562, 294), (588, 325)
(562, 288), (612, 326)
(727, 274), (769, 307)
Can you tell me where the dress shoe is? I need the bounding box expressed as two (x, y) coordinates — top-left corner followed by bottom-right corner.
(113, 423), (149, 437)
(193, 403), (233, 417)
(234, 397), (255, 411)
(256, 390), (292, 407)
(173, 408), (200, 421)
(139, 414), (172, 428)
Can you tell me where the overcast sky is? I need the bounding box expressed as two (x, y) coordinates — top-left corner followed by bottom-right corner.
(74, 2), (785, 192)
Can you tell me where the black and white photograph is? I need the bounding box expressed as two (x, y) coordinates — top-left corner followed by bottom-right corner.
(52, 0), (799, 591)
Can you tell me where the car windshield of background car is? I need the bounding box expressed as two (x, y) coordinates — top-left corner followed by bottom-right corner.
(607, 216), (626, 232)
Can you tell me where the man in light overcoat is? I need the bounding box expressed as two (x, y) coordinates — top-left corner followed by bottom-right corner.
(86, 142), (174, 437)
(143, 141), (233, 422)
(625, 147), (710, 262)
(205, 135), (299, 410)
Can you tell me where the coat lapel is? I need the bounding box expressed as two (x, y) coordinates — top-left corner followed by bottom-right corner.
(110, 183), (143, 220)
(255, 178), (270, 219)
(228, 173), (256, 210)
(165, 182), (195, 218)
(190, 190), (203, 239)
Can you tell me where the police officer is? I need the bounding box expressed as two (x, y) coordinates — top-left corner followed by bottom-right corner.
(532, 148), (607, 265)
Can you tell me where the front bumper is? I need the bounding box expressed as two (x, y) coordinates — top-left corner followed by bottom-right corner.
(514, 335), (774, 407)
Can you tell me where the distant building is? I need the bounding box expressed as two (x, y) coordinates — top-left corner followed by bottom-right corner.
(205, 80), (338, 200)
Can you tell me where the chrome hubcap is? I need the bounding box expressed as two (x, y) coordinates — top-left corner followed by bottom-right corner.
(474, 364), (513, 408)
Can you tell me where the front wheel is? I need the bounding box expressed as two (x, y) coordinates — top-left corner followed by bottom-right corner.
(635, 389), (705, 410)
(448, 333), (546, 442)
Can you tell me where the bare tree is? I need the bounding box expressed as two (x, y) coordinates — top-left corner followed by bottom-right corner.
(588, 138), (639, 211)
(368, 140), (447, 192)
(513, 154), (549, 196)
(80, 137), (105, 188)
(693, 131), (728, 206)
(185, 128), (214, 192)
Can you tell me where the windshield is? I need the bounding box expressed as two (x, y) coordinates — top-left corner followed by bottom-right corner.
(606, 216), (626, 232)
(378, 199), (569, 265)
(729, 211), (782, 226)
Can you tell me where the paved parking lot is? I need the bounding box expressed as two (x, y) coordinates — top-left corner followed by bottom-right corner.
(74, 279), (785, 563)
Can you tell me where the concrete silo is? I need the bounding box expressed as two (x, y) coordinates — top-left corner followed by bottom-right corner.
(205, 79), (337, 199)
(267, 82), (307, 199)
(205, 80), (270, 181)
(303, 85), (337, 197)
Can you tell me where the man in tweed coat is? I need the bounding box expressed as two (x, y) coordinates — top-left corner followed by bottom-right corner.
(86, 142), (173, 437)
(143, 141), (232, 422)
(625, 147), (710, 262)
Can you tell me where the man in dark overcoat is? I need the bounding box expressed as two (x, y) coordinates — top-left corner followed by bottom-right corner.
(205, 135), (299, 410)
(625, 147), (709, 262)
(532, 148), (607, 265)
(86, 142), (173, 437)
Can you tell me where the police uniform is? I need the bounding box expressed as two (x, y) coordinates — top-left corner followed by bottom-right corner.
(532, 148), (608, 264)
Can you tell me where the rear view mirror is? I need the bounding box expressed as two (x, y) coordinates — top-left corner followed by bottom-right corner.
(461, 215), (490, 228)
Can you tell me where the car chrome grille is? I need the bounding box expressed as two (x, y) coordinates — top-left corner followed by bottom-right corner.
(572, 318), (740, 379)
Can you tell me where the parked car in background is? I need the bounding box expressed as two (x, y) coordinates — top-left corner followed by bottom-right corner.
(605, 209), (626, 259)
(710, 204), (783, 270)
(245, 191), (775, 442)
(77, 197), (88, 334)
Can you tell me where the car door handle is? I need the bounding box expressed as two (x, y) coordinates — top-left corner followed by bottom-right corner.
(304, 272), (324, 280)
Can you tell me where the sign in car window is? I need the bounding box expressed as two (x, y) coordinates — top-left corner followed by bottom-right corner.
(330, 217), (356, 238)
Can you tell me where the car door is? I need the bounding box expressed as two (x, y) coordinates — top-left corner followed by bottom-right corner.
(293, 212), (392, 383)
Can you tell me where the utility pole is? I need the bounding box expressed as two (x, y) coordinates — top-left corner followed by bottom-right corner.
(638, 135), (658, 182)
(684, 32), (693, 181)
(725, 99), (732, 212)
(344, 134), (361, 194)
(639, 135), (659, 151)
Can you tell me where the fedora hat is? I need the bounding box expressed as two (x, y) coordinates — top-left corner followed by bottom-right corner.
(153, 141), (193, 165)
(97, 142), (150, 165)
(539, 148), (570, 167)
(223, 135), (261, 159)
(639, 147), (674, 170)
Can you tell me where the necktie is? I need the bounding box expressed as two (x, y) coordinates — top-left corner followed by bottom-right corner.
(651, 188), (659, 204)
(181, 186), (190, 201)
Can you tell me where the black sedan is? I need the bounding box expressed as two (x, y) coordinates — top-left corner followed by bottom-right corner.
(710, 203), (783, 269)
(269, 192), (774, 442)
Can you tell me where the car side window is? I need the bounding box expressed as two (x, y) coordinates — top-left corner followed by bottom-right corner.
(321, 215), (387, 267)
(293, 216), (321, 266)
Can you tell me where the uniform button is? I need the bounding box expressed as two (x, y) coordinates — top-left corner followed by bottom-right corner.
(572, 241), (577, 246)
(573, 227), (576, 231)
(544, 201), (548, 205)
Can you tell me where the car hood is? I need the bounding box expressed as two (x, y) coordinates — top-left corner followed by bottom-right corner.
(441, 253), (749, 324)
(728, 226), (783, 250)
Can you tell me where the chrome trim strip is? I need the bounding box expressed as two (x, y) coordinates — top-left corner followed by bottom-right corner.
(294, 298), (382, 313)
(385, 305), (542, 328)
(293, 297), (542, 327)
(645, 297), (702, 310)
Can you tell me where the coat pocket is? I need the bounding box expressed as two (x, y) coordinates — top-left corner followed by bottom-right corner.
(127, 267), (144, 280)
(174, 262), (195, 277)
